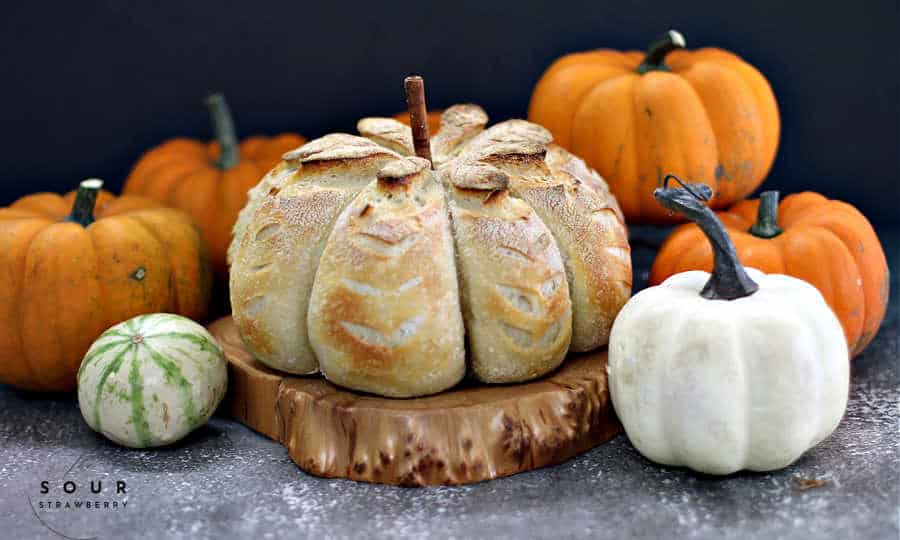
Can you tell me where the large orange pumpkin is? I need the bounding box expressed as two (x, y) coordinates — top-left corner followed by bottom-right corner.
(0, 180), (212, 391)
(124, 94), (306, 274)
(529, 30), (780, 223)
(650, 190), (889, 357)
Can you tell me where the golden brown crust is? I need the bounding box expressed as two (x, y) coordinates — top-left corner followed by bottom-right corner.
(538, 144), (630, 349)
(545, 144), (626, 224)
(307, 158), (465, 397)
(282, 133), (392, 163)
(376, 156), (431, 185)
(431, 104), (489, 166)
(356, 118), (414, 156)
(229, 135), (398, 266)
(230, 189), (346, 373)
(230, 108), (631, 397)
(446, 162), (510, 191)
(512, 169), (631, 351)
(448, 118), (631, 352)
(455, 121), (549, 166)
(228, 160), (298, 266)
(448, 163), (572, 383)
(230, 137), (401, 374)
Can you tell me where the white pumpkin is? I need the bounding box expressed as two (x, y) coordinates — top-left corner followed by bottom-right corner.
(608, 178), (849, 475)
(77, 314), (228, 448)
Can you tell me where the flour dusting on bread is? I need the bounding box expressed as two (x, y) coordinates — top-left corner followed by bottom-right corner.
(229, 107), (631, 397)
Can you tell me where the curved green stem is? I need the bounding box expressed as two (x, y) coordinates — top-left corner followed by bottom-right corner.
(748, 190), (783, 238)
(65, 179), (103, 227)
(653, 174), (758, 300)
(204, 93), (239, 169)
(637, 30), (686, 74)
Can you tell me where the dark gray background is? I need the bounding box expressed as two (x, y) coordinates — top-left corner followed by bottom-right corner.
(1, 0), (897, 223)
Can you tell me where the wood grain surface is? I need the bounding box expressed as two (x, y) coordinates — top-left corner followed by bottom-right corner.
(209, 316), (621, 486)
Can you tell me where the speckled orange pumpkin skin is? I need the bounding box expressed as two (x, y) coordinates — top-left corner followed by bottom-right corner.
(123, 134), (306, 274)
(529, 47), (780, 224)
(0, 190), (212, 391)
(650, 192), (889, 357)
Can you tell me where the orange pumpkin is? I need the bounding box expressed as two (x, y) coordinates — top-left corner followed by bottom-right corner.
(124, 94), (306, 274)
(393, 110), (442, 135)
(0, 180), (212, 391)
(650, 190), (889, 357)
(528, 30), (780, 223)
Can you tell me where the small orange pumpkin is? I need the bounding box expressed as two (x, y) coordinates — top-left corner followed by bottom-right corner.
(529, 30), (780, 223)
(650, 190), (889, 357)
(0, 180), (212, 391)
(124, 94), (306, 274)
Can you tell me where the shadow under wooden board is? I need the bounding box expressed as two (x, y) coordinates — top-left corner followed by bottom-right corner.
(208, 316), (621, 486)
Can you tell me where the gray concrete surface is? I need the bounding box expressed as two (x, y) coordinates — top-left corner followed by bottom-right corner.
(1, 227), (896, 540)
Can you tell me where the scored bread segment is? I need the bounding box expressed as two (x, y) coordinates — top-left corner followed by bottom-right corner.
(228, 160), (297, 266)
(450, 120), (552, 181)
(307, 157), (465, 397)
(375, 156), (431, 184)
(230, 136), (401, 374)
(445, 162), (509, 191)
(512, 162), (632, 351)
(356, 118), (415, 156)
(430, 104), (489, 167)
(450, 119), (632, 352)
(447, 162), (572, 383)
(545, 144), (626, 223)
(282, 133), (394, 163)
(230, 135), (399, 265)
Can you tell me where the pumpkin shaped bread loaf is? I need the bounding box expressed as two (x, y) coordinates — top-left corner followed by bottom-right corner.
(230, 105), (631, 397)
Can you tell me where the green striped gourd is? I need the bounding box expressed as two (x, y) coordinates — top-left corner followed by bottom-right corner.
(77, 314), (227, 448)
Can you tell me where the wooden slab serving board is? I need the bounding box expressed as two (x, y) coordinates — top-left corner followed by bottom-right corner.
(208, 316), (621, 486)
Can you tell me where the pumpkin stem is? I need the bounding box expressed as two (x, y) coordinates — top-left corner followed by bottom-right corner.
(654, 174), (759, 300)
(65, 178), (103, 227)
(637, 30), (686, 74)
(749, 190), (783, 238)
(204, 93), (240, 170)
(403, 75), (434, 168)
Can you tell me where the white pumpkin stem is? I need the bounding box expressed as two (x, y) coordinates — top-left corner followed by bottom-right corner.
(654, 174), (759, 300)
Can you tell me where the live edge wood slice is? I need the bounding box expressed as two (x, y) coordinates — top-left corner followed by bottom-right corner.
(208, 316), (621, 486)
